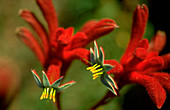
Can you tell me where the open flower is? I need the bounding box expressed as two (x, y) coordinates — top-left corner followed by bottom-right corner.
(31, 65), (76, 102)
(85, 41), (118, 95)
(105, 4), (170, 109)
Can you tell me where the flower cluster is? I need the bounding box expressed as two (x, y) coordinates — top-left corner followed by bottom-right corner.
(17, 0), (118, 70)
(17, 0), (170, 109)
(17, 0), (118, 105)
(104, 4), (170, 109)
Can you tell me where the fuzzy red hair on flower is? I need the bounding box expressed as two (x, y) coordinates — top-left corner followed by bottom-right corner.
(17, 0), (118, 72)
(104, 4), (170, 109)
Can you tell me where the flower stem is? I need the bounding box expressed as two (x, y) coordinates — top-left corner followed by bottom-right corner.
(54, 64), (70, 110)
(55, 92), (61, 110)
(89, 91), (117, 110)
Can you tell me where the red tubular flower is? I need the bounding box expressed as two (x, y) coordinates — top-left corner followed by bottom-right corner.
(17, 0), (118, 72)
(105, 4), (170, 109)
(17, 0), (118, 108)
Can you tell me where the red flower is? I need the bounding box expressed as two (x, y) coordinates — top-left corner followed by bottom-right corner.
(16, 0), (118, 108)
(106, 4), (170, 109)
(16, 0), (118, 74)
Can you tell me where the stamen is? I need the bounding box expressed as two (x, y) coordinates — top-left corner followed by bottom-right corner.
(93, 72), (103, 77)
(40, 88), (45, 100)
(46, 88), (49, 99)
(86, 64), (98, 70)
(43, 88), (47, 98)
(87, 63), (104, 80)
(53, 90), (56, 102)
(93, 75), (98, 80)
(93, 65), (101, 69)
(91, 68), (103, 73)
(93, 72), (103, 80)
(50, 88), (54, 100)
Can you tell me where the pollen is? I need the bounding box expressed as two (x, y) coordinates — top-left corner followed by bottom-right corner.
(39, 88), (56, 102)
(87, 63), (104, 80)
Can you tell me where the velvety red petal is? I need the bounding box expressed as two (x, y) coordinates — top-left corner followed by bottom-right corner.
(63, 48), (90, 65)
(148, 72), (170, 93)
(16, 27), (45, 65)
(36, 0), (58, 41)
(46, 64), (62, 84)
(68, 32), (87, 50)
(19, 9), (49, 57)
(50, 28), (65, 53)
(104, 60), (123, 75)
(120, 4), (148, 65)
(134, 47), (147, 60)
(65, 27), (74, 37)
(136, 56), (164, 71)
(56, 27), (74, 46)
(161, 53), (170, 69)
(148, 31), (166, 52)
(57, 33), (70, 46)
(81, 19), (118, 47)
(55, 27), (65, 38)
(146, 51), (159, 59)
(80, 20), (98, 32)
(137, 39), (149, 49)
(124, 56), (141, 72)
(129, 72), (166, 109)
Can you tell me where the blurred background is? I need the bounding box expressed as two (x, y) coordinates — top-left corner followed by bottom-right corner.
(0, 0), (169, 110)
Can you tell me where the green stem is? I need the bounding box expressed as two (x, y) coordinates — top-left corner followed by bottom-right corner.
(89, 90), (118, 110)
(55, 92), (61, 110)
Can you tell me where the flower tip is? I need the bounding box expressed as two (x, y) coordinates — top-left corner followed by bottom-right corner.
(141, 4), (147, 9)
(157, 105), (162, 109)
(31, 69), (35, 73)
(18, 9), (24, 15)
(70, 80), (76, 84)
(94, 40), (97, 44)
(114, 24), (119, 29)
(156, 101), (165, 109)
(15, 27), (21, 34)
(136, 4), (140, 9)
(42, 70), (47, 76)
(15, 27), (25, 37)
(157, 30), (166, 37)
(18, 9), (31, 16)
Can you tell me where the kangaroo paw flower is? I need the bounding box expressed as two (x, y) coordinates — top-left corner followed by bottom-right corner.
(84, 41), (118, 95)
(31, 66), (76, 102)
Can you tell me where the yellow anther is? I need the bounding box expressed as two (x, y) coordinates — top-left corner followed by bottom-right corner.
(46, 88), (49, 99)
(43, 88), (47, 98)
(40, 88), (46, 100)
(50, 88), (54, 100)
(40, 91), (44, 100)
(90, 64), (100, 71)
(86, 64), (98, 70)
(93, 65), (101, 69)
(53, 90), (56, 102)
(93, 72), (103, 77)
(86, 63), (104, 80)
(93, 75), (98, 80)
(86, 67), (93, 70)
(91, 68), (103, 73)
(92, 72), (103, 80)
